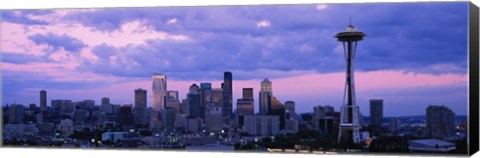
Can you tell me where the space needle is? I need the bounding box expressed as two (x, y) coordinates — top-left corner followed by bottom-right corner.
(335, 18), (366, 144)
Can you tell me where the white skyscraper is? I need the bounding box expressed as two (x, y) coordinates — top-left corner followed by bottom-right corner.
(259, 78), (272, 115)
(152, 73), (167, 112)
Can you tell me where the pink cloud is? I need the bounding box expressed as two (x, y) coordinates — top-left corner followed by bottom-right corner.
(0, 22), (47, 55)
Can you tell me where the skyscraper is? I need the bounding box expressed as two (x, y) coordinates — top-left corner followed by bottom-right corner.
(187, 84), (201, 118)
(222, 71), (233, 120)
(212, 88), (223, 109)
(135, 88), (148, 126)
(152, 73), (167, 112)
(40, 90), (47, 111)
(200, 82), (213, 119)
(259, 78), (272, 115)
(426, 105), (455, 139)
(370, 99), (384, 128)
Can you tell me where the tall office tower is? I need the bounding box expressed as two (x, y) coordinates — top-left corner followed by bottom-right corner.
(212, 88), (223, 108)
(167, 91), (179, 100)
(40, 90), (47, 111)
(152, 73), (167, 112)
(336, 21), (366, 144)
(135, 88), (148, 126)
(389, 117), (402, 133)
(284, 101), (296, 116)
(259, 78), (272, 115)
(222, 71), (233, 120)
(187, 84), (202, 118)
(369, 99), (384, 128)
(101, 97), (110, 105)
(9, 104), (24, 124)
(426, 105), (455, 139)
(200, 82), (213, 119)
(162, 107), (176, 132)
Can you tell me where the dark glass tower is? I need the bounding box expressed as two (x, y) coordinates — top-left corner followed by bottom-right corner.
(40, 90), (47, 111)
(222, 71), (233, 121)
(370, 99), (384, 128)
(135, 88), (148, 126)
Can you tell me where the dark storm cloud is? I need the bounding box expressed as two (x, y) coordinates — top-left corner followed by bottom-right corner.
(64, 2), (468, 80)
(27, 33), (87, 53)
(76, 29), (341, 81)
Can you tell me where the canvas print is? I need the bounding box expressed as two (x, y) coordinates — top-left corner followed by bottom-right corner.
(0, 2), (474, 155)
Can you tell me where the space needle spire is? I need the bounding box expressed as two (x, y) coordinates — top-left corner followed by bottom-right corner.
(335, 18), (366, 144)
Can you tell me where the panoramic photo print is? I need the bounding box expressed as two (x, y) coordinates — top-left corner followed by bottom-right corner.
(0, 2), (471, 155)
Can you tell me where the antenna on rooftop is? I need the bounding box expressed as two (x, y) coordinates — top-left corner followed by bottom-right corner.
(349, 16), (352, 26)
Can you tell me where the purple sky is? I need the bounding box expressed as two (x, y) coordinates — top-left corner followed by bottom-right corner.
(0, 2), (469, 116)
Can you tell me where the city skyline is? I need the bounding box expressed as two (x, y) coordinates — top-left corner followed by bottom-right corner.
(1, 2), (469, 116)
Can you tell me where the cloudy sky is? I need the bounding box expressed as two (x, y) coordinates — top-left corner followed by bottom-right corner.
(0, 2), (469, 116)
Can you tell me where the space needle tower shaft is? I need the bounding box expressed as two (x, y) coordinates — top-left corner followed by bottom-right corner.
(335, 19), (366, 144)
